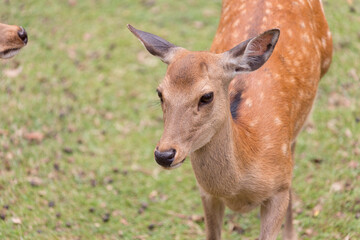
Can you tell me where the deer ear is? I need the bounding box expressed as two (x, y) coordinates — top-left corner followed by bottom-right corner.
(222, 29), (280, 75)
(127, 24), (181, 64)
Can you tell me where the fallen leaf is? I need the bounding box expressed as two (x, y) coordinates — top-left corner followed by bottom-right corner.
(348, 68), (359, 81)
(24, 132), (44, 143)
(68, 0), (77, 6)
(12, 217), (22, 225)
(190, 214), (204, 223)
(28, 177), (43, 187)
(344, 128), (352, 138)
(348, 160), (358, 169)
(331, 181), (344, 192)
(3, 66), (22, 78)
(0, 129), (8, 136)
(120, 218), (129, 226)
(312, 204), (322, 217)
(148, 190), (158, 201)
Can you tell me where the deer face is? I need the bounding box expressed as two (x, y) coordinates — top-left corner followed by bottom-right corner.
(155, 51), (230, 169)
(128, 25), (279, 169)
(0, 23), (28, 59)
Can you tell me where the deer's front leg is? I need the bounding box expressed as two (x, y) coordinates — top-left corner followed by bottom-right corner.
(200, 189), (225, 240)
(259, 190), (290, 240)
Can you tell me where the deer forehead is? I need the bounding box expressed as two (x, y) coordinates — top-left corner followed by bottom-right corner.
(162, 52), (220, 89)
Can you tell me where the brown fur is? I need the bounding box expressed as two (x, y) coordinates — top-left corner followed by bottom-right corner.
(0, 23), (26, 59)
(129, 0), (332, 239)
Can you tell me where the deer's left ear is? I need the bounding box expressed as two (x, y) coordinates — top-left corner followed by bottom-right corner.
(221, 29), (280, 76)
(127, 24), (182, 64)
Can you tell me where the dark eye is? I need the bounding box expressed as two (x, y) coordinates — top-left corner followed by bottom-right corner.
(157, 90), (163, 103)
(199, 92), (214, 106)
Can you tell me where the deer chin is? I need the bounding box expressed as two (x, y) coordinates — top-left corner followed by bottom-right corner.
(0, 48), (21, 59)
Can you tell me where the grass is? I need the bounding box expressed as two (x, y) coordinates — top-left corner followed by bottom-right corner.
(0, 0), (359, 239)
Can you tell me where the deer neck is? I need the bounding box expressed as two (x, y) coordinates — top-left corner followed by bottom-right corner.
(190, 107), (252, 196)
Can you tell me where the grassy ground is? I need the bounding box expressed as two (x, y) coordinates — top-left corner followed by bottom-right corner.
(0, 0), (359, 239)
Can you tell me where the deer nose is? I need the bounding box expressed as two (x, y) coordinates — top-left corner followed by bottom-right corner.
(18, 27), (28, 45)
(154, 148), (176, 167)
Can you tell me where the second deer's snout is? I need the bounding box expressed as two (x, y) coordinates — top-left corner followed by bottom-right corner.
(154, 148), (176, 167)
(17, 27), (28, 44)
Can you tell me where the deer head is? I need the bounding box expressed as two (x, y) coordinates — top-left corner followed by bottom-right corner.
(128, 25), (279, 169)
(0, 23), (28, 59)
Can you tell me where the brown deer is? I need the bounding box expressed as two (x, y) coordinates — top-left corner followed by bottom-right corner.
(128, 0), (332, 239)
(0, 23), (28, 59)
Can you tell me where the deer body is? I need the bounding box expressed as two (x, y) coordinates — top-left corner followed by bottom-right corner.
(129, 0), (332, 239)
(194, 0), (332, 217)
(0, 23), (28, 59)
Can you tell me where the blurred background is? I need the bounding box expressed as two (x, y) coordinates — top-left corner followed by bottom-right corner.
(0, 0), (359, 239)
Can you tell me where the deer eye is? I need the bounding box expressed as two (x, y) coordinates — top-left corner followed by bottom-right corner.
(199, 92), (214, 106)
(156, 89), (163, 103)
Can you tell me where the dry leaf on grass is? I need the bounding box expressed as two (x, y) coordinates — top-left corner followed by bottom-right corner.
(24, 132), (44, 143)
(3, 66), (22, 78)
(11, 217), (22, 225)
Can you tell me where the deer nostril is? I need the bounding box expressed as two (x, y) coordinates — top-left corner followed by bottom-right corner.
(154, 148), (176, 167)
(17, 27), (28, 45)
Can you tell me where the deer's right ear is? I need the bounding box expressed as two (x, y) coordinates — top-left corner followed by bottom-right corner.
(127, 24), (181, 64)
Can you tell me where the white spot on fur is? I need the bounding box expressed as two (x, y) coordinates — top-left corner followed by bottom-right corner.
(277, 4), (284, 10)
(300, 21), (306, 29)
(282, 143), (288, 156)
(223, 5), (230, 14)
(319, 0), (325, 13)
(262, 16), (268, 23)
(275, 117), (282, 125)
(298, 0), (305, 5)
(288, 46), (295, 55)
(241, 9), (247, 15)
(301, 46), (309, 56)
(299, 89), (304, 98)
(273, 73), (280, 79)
(287, 29), (293, 38)
(233, 32), (239, 38)
(302, 33), (310, 42)
(245, 25), (250, 31)
(234, 19), (240, 27)
(306, 0), (313, 9)
(245, 98), (253, 107)
(265, 9), (272, 15)
(250, 118), (259, 127)
(265, 1), (273, 7)
(323, 57), (331, 69)
(321, 37), (327, 48)
(260, 92), (264, 100)
(327, 30), (331, 38)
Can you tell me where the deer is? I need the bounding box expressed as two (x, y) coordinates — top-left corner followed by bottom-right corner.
(0, 23), (28, 59)
(128, 0), (332, 239)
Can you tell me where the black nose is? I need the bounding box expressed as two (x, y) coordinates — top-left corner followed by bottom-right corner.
(18, 27), (28, 45)
(154, 148), (176, 167)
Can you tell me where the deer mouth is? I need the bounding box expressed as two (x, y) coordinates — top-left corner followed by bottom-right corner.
(0, 48), (21, 59)
(166, 158), (186, 170)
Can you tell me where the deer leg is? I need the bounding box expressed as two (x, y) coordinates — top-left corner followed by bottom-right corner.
(283, 189), (297, 240)
(200, 190), (225, 240)
(283, 141), (297, 240)
(259, 190), (290, 240)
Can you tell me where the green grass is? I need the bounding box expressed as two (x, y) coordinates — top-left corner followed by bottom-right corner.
(0, 0), (359, 239)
